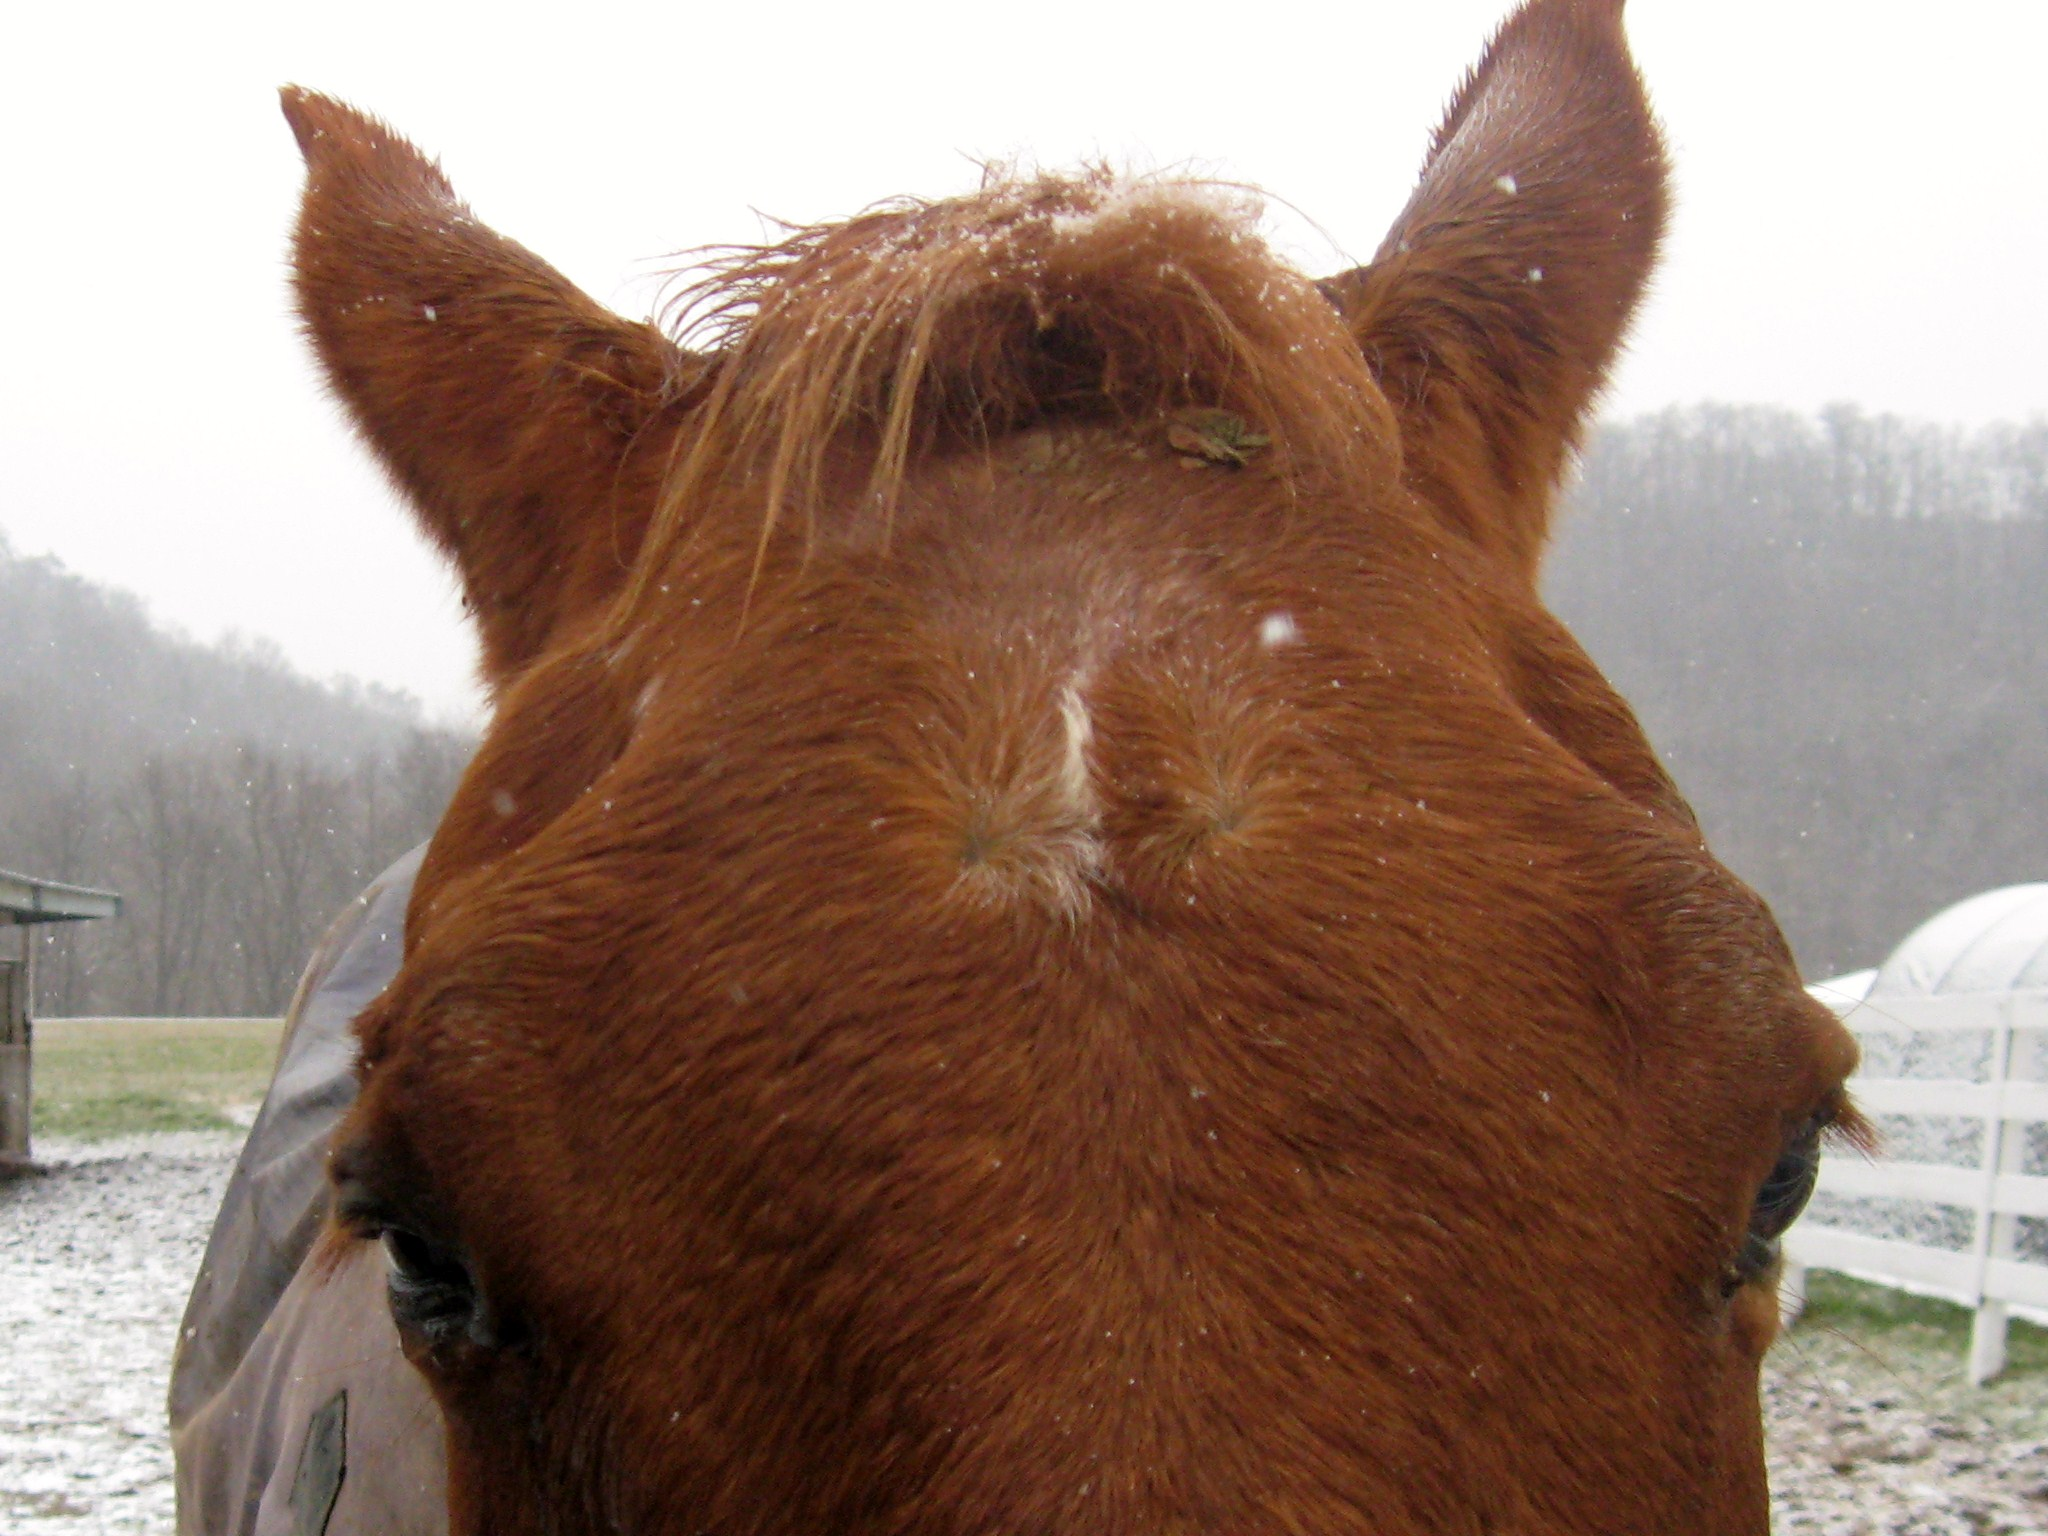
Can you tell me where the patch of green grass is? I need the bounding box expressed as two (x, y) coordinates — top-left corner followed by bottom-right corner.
(1796, 1270), (2048, 1377)
(30, 1016), (283, 1143)
(36, 1090), (240, 1140)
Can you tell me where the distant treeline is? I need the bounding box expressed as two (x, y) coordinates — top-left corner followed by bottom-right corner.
(5, 401), (2043, 1012)
(1548, 404), (2048, 978)
(1575, 402), (2048, 524)
(0, 543), (471, 1016)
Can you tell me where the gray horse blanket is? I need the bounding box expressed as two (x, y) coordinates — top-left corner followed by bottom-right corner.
(170, 847), (448, 1536)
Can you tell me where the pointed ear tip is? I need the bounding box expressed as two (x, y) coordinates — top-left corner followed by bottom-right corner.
(278, 86), (351, 158)
(276, 89), (451, 200)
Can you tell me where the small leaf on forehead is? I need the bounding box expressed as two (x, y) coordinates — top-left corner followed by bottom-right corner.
(1167, 407), (1271, 467)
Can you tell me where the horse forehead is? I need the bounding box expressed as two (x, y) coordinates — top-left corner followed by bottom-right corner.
(580, 597), (1641, 995)
(448, 443), (1686, 1019)
(695, 449), (1461, 713)
(589, 496), (1596, 901)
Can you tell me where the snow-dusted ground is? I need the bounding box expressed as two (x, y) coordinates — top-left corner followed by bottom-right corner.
(4, 1140), (2046, 1535)
(1768, 1329), (2048, 1535)
(0, 1136), (237, 1536)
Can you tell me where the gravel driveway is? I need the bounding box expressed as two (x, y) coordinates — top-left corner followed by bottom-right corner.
(5, 1139), (2047, 1534)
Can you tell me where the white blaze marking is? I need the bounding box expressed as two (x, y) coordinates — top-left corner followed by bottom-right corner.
(1056, 680), (1095, 816)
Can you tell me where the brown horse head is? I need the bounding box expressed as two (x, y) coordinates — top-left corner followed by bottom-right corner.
(289, 2), (1859, 1530)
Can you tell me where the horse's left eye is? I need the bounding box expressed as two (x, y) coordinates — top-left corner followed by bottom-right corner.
(382, 1228), (481, 1347)
(1731, 1117), (1825, 1287)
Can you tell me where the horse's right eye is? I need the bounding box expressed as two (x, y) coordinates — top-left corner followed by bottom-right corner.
(1729, 1115), (1826, 1289)
(1750, 1124), (1823, 1243)
(381, 1228), (480, 1347)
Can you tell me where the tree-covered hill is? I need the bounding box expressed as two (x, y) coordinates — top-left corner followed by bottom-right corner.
(1548, 405), (2048, 977)
(0, 541), (471, 1015)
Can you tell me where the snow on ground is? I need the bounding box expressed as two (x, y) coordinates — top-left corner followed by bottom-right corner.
(1768, 1327), (2048, 1535)
(1, 1136), (237, 1536)
(4, 1140), (2047, 1534)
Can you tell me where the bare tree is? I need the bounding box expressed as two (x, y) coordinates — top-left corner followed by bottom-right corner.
(117, 754), (231, 1015)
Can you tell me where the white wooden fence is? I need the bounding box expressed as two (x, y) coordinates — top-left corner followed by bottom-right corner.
(1784, 986), (2048, 1383)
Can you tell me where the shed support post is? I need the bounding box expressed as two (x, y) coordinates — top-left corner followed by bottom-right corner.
(0, 957), (29, 1167)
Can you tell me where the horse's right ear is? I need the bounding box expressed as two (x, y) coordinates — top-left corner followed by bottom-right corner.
(1322, 0), (1666, 585)
(281, 89), (701, 691)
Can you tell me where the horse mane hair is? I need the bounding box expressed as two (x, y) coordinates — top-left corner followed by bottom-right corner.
(640, 168), (1395, 571)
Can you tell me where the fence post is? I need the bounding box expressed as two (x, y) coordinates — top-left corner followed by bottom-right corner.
(1967, 998), (2022, 1384)
(1778, 1255), (1808, 1332)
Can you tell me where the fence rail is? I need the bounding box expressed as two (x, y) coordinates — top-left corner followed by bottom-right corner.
(1785, 986), (2048, 1383)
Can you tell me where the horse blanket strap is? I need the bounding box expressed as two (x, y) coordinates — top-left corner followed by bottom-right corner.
(170, 844), (449, 1536)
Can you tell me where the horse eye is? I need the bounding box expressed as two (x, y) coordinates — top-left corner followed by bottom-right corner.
(381, 1228), (481, 1347)
(1730, 1117), (1825, 1288)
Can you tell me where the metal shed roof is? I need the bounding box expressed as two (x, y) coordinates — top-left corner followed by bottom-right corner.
(0, 869), (121, 925)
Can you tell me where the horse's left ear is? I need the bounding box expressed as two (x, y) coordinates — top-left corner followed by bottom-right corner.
(281, 89), (700, 690)
(1322, 0), (1666, 584)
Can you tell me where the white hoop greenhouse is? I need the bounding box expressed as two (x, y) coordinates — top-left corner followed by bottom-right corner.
(1793, 883), (2048, 1383)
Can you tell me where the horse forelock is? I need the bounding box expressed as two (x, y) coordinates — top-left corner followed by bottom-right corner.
(635, 169), (1398, 583)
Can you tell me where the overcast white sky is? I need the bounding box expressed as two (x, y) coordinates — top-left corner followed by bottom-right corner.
(5, 1), (2043, 724)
